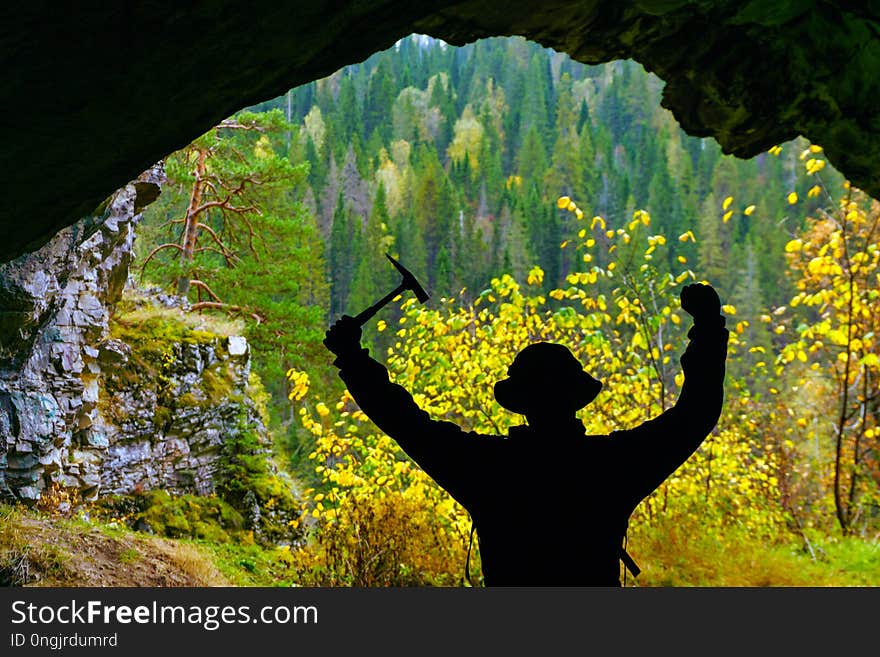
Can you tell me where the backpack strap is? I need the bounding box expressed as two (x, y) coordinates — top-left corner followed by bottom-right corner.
(464, 520), (478, 587)
(620, 546), (641, 578)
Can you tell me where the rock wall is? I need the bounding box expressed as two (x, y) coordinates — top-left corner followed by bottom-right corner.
(98, 291), (263, 498)
(0, 169), (270, 504)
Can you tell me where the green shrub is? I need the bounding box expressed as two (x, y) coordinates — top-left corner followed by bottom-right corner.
(94, 491), (244, 543)
(216, 417), (301, 544)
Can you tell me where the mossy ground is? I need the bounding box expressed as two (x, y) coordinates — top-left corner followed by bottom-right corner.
(93, 491), (245, 543)
(4, 501), (878, 588)
(0, 503), (306, 587)
(628, 517), (880, 587)
(0, 504), (230, 586)
(96, 291), (301, 542)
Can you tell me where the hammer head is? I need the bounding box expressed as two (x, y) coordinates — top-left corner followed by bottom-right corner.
(386, 253), (429, 303)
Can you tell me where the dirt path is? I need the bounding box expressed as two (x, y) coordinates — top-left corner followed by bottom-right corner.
(2, 512), (231, 587)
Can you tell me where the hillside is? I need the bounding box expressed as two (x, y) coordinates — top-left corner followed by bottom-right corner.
(4, 502), (878, 587)
(0, 504), (228, 587)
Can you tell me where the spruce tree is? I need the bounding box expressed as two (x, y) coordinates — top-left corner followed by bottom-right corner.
(329, 191), (353, 317)
(517, 125), (548, 187)
(544, 72), (584, 200)
(518, 52), (551, 148)
(365, 58), (396, 143)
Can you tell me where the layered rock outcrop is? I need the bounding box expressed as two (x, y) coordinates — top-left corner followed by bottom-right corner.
(0, 170), (272, 506)
(0, 173), (158, 500)
(98, 292), (263, 498)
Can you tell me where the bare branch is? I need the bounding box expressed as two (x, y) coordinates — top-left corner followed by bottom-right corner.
(195, 221), (237, 266)
(158, 216), (186, 230)
(219, 203), (261, 216)
(140, 242), (184, 274)
(202, 179), (221, 196)
(194, 246), (237, 261)
(189, 279), (222, 302)
(216, 175), (264, 194)
(217, 209), (260, 257)
(191, 197), (234, 216)
(190, 301), (264, 324)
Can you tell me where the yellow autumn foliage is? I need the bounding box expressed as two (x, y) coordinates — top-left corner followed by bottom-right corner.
(288, 206), (795, 584)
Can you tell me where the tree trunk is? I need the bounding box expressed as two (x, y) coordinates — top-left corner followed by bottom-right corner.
(177, 148), (207, 297)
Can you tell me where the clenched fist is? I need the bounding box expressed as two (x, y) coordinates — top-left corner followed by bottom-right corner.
(323, 315), (363, 357)
(680, 283), (721, 322)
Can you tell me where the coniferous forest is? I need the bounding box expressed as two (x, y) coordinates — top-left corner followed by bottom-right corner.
(119, 35), (879, 585)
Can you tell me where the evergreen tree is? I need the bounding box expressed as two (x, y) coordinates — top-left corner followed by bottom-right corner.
(524, 183), (560, 288)
(428, 72), (456, 154)
(138, 109), (330, 413)
(517, 52), (551, 148)
(517, 125), (548, 186)
(728, 242), (774, 383)
(349, 183), (395, 352)
(304, 135), (327, 195)
(329, 191), (354, 317)
(577, 99), (591, 134)
(570, 126), (594, 213)
(479, 106), (505, 213)
(392, 211), (429, 299)
(544, 72), (584, 200)
(696, 192), (726, 286)
(365, 58), (396, 143)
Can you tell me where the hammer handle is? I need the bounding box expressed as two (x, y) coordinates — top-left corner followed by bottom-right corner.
(353, 282), (407, 327)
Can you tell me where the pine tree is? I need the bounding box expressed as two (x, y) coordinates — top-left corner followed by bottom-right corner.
(696, 192), (726, 286)
(479, 107), (505, 214)
(517, 52), (551, 148)
(428, 241), (449, 294)
(334, 73), (363, 145)
(141, 111), (300, 302)
(517, 125), (547, 186)
(349, 183), (395, 352)
(428, 72), (456, 154)
(365, 58), (396, 143)
(544, 72), (583, 200)
(304, 135), (327, 195)
(577, 122), (597, 205)
(728, 242), (773, 383)
(523, 183), (560, 289)
(577, 99), (591, 134)
(329, 191), (354, 317)
(139, 109), (330, 412)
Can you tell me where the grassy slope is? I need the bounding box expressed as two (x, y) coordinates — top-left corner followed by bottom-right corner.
(0, 504), (291, 587)
(2, 504), (878, 587)
(629, 520), (880, 587)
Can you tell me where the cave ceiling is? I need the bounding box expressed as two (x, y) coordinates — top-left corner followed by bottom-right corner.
(3, 1), (879, 262)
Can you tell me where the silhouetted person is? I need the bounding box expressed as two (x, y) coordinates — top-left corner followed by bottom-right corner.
(324, 283), (729, 586)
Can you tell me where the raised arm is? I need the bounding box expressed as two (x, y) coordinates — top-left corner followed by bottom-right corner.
(612, 283), (730, 504)
(323, 315), (492, 507)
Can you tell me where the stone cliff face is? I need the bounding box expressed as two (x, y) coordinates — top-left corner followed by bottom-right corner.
(0, 173), (156, 500)
(98, 292), (265, 499)
(0, 169), (272, 506)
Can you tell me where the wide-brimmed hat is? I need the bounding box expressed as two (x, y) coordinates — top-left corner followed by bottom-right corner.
(493, 342), (602, 415)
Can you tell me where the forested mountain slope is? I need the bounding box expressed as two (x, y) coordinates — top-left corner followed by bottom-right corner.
(142, 35), (840, 408)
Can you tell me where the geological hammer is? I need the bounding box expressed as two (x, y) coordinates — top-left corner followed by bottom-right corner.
(353, 253), (429, 327)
